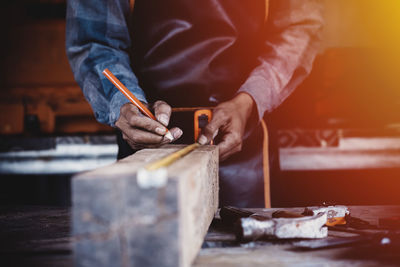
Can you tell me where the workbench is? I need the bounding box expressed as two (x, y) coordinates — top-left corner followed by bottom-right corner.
(196, 206), (400, 266)
(1, 205), (400, 266)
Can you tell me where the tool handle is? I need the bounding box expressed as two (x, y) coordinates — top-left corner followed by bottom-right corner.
(220, 206), (254, 226)
(102, 68), (156, 120)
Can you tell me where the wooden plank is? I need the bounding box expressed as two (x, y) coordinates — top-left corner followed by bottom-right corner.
(0, 86), (113, 134)
(280, 137), (400, 171)
(72, 145), (219, 267)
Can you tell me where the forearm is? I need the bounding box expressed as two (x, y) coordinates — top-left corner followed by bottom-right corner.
(238, 0), (324, 119)
(66, 0), (147, 126)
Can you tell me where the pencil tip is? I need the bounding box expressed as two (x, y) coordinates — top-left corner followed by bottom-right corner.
(165, 131), (174, 141)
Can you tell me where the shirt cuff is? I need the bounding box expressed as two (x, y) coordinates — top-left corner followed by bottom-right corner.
(238, 75), (272, 120)
(109, 89), (148, 127)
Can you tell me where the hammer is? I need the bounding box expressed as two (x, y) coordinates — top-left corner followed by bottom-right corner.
(220, 206), (328, 241)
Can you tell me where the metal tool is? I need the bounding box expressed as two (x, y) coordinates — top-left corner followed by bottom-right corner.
(238, 212), (328, 241)
(220, 206), (328, 241)
(303, 205), (349, 226)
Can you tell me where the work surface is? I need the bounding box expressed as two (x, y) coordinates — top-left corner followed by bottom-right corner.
(195, 206), (400, 267)
(1, 205), (400, 266)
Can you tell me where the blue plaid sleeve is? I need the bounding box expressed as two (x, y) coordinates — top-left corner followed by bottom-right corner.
(66, 0), (147, 126)
(238, 0), (324, 120)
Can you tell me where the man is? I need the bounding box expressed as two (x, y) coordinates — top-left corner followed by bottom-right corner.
(66, 0), (324, 207)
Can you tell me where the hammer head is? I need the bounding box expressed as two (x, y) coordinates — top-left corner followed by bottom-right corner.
(238, 213), (328, 241)
(303, 205), (349, 226)
(304, 205), (349, 218)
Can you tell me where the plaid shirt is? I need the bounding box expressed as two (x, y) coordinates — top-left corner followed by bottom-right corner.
(66, 0), (324, 126)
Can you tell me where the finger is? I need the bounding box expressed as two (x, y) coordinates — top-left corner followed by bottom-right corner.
(198, 111), (227, 145)
(153, 100), (172, 126)
(122, 124), (167, 144)
(217, 132), (242, 159)
(121, 103), (171, 137)
(125, 113), (169, 136)
(124, 135), (171, 149)
(169, 127), (183, 140)
(123, 135), (143, 150)
(121, 124), (171, 149)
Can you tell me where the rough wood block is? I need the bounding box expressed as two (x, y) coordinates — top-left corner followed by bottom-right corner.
(72, 145), (218, 267)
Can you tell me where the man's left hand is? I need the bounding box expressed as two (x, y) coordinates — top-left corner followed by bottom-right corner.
(198, 93), (255, 161)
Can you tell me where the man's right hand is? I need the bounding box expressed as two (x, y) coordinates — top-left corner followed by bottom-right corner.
(115, 101), (183, 150)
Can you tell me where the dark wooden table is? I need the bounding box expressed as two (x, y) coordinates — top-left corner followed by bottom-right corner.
(195, 206), (400, 266)
(1, 206), (400, 266)
(0, 206), (72, 267)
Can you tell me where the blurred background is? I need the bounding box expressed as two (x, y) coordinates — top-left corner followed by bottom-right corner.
(0, 0), (399, 207)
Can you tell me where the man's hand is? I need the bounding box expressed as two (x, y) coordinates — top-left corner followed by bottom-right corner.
(115, 100), (183, 150)
(198, 93), (255, 161)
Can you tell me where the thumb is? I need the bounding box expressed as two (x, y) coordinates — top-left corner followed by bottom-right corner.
(198, 115), (225, 145)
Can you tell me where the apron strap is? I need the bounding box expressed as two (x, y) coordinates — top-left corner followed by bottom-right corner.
(261, 119), (271, 208)
(129, 0), (135, 13)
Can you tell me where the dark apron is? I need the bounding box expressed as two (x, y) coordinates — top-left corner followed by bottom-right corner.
(118, 0), (271, 207)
